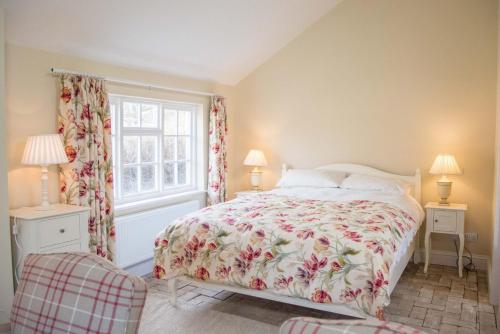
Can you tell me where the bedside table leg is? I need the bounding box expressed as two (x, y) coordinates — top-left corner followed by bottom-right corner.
(458, 234), (464, 278)
(424, 231), (431, 274)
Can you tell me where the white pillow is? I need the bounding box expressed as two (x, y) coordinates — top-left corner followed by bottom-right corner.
(277, 169), (346, 188)
(340, 174), (409, 194)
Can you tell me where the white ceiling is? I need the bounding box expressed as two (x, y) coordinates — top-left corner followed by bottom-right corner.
(2, 0), (341, 85)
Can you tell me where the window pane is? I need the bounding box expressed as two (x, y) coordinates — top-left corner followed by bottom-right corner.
(163, 163), (175, 188)
(178, 110), (191, 135)
(177, 136), (191, 160)
(177, 161), (189, 185)
(110, 94), (200, 200)
(141, 165), (156, 192)
(164, 109), (177, 135)
(123, 102), (140, 127)
(141, 136), (157, 163)
(113, 165), (118, 198)
(141, 104), (159, 128)
(122, 166), (138, 195)
(123, 136), (139, 164)
(163, 137), (176, 161)
(110, 103), (116, 135)
(111, 136), (116, 167)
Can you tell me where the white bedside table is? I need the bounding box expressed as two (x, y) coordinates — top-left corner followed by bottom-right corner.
(235, 190), (262, 198)
(424, 202), (467, 277)
(10, 204), (90, 285)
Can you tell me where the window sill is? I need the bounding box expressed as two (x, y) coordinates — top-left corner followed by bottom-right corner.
(114, 190), (206, 217)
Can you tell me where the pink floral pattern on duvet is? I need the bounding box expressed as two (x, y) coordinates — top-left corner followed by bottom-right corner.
(153, 194), (417, 318)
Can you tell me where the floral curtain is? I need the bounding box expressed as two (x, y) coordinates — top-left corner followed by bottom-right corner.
(57, 74), (115, 261)
(207, 96), (227, 205)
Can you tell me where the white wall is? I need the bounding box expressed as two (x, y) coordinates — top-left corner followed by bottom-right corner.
(0, 7), (14, 324)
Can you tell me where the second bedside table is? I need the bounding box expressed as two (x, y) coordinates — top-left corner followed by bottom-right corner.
(424, 202), (468, 277)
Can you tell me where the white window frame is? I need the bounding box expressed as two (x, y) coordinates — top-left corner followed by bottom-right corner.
(110, 94), (203, 206)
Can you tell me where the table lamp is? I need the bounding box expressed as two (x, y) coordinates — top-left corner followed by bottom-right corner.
(429, 154), (462, 205)
(243, 149), (268, 190)
(21, 134), (69, 210)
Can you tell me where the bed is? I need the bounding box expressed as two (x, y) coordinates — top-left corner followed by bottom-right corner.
(153, 163), (424, 319)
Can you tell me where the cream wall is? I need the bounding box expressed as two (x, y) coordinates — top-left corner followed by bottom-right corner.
(0, 8), (14, 324)
(490, 0), (500, 307)
(6, 44), (234, 210)
(230, 0), (498, 256)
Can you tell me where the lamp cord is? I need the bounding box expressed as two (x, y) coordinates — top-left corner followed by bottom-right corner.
(454, 237), (476, 274)
(12, 216), (24, 284)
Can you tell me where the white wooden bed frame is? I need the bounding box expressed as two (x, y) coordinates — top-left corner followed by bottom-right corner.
(167, 163), (422, 319)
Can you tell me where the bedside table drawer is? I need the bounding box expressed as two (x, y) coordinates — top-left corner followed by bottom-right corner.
(41, 241), (82, 253)
(39, 215), (81, 248)
(433, 210), (457, 233)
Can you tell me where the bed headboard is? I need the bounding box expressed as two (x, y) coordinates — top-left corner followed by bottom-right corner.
(281, 163), (421, 203)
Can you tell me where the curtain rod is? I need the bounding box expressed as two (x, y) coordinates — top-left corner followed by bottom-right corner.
(50, 67), (218, 97)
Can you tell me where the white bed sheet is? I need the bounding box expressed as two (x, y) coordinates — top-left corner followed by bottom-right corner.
(265, 187), (424, 263)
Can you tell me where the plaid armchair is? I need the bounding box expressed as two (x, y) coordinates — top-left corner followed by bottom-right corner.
(280, 317), (428, 334)
(11, 253), (147, 334)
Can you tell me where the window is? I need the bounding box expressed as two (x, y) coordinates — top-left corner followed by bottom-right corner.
(110, 95), (202, 204)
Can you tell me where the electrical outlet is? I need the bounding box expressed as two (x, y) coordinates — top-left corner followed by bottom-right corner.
(464, 232), (478, 242)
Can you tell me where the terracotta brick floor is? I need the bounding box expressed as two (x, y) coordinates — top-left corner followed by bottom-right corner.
(386, 263), (496, 334)
(145, 263), (497, 334)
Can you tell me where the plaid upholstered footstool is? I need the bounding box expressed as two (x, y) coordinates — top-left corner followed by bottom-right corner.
(11, 253), (147, 334)
(280, 317), (428, 334)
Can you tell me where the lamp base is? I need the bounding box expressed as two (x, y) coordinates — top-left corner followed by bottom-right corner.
(437, 180), (452, 206)
(249, 170), (263, 191)
(38, 165), (52, 211)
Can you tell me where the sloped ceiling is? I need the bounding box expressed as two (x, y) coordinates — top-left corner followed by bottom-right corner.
(2, 0), (342, 85)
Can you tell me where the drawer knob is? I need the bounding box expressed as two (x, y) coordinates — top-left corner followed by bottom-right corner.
(59, 228), (65, 234)
(434, 219), (438, 223)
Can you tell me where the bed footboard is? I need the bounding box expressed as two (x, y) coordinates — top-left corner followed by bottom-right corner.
(169, 275), (376, 319)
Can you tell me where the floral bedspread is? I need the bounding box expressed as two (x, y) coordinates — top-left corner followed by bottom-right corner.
(153, 193), (418, 318)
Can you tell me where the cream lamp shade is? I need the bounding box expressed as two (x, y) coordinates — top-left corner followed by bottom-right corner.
(22, 134), (68, 210)
(243, 149), (268, 167)
(22, 134), (69, 165)
(429, 154), (462, 205)
(243, 149), (267, 190)
(429, 154), (462, 177)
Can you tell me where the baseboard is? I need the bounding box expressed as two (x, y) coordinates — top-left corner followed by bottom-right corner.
(122, 257), (153, 277)
(415, 248), (489, 271)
